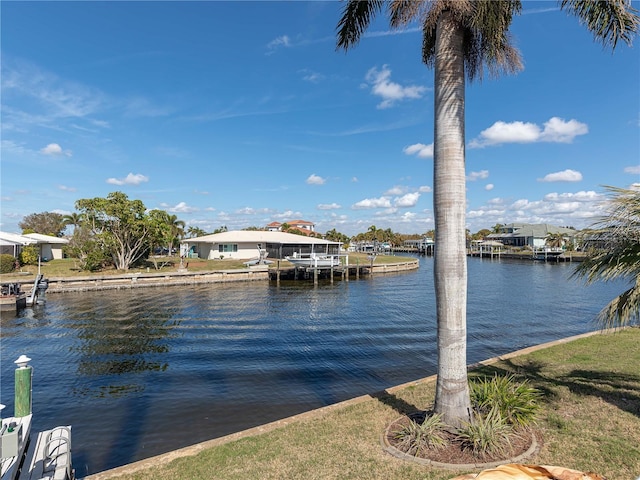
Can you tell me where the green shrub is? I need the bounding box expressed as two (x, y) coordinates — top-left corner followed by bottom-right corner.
(470, 374), (541, 428)
(18, 245), (39, 265)
(392, 413), (448, 456)
(457, 407), (513, 459)
(0, 254), (17, 274)
(80, 249), (109, 272)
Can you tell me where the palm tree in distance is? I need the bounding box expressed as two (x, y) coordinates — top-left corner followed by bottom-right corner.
(167, 214), (186, 252)
(545, 232), (565, 250)
(574, 186), (640, 328)
(186, 226), (207, 239)
(62, 212), (85, 232)
(337, 0), (638, 427)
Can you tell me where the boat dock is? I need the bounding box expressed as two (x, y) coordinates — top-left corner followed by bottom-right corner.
(1, 355), (73, 480)
(270, 256), (419, 284)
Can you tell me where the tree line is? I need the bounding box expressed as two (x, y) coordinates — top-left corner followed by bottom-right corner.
(15, 189), (629, 273)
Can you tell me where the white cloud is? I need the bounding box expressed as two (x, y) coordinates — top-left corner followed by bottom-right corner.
(394, 192), (420, 207)
(300, 69), (324, 83)
(470, 117), (588, 147)
(471, 121), (540, 147)
(266, 35), (291, 55)
(40, 143), (72, 156)
(540, 117), (589, 143)
(317, 203), (341, 210)
(352, 196), (392, 209)
(538, 169), (583, 182)
(167, 202), (198, 213)
(58, 185), (76, 192)
(485, 184), (494, 191)
(400, 211), (417, 221)
(306, 174), (326, 185)
(385, 186), (406, 196)
(465, 190), (608, 233)
(543, 190), (600, 202)
(403, 142), (433, 158)
(467, 170), (489, 181)
(106, 173), (149, 185)
(273, 210), (303, 220)
(364, 65), (427, 109)
(3, 59), (105, 131)
(51, 208), (71, 216)
(624, 165), (640, 175)
(351, 177), (359, 182)
(418, 185), (432, 193)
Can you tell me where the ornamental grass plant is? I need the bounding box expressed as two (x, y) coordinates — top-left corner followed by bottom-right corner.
(469, 373), (541, 428)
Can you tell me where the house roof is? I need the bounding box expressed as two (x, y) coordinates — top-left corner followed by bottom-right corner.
(488, 223), (576, 239)
(0, 231), (38, 245)
(0, 231), (69, 246)
(187, 230), (340, 245)
(23, 233), (69, 244)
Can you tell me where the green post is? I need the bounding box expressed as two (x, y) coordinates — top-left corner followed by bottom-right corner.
(14, 355), (32, 417)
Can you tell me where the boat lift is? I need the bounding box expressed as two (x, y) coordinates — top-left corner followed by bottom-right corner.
(25, 275), (48, 308)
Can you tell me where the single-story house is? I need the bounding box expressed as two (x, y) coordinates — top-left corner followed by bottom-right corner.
(182, 230), (341, 261)
(0, 231), (69, 260)
(0, 232), (37, 257)
(486, 223), (577, 249)
(23, 233), (69, 260)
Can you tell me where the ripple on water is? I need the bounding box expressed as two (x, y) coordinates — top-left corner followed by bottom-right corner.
(0, 257), (629, 475)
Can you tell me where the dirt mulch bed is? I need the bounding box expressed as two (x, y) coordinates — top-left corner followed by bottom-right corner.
(384, 411), (538, 467)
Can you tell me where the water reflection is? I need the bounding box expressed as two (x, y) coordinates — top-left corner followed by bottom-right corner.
(0, 257), (629, 476)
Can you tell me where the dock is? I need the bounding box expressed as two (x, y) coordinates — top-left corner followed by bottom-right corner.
(1, 356), (74, 480)
(269, 257), (420, 284)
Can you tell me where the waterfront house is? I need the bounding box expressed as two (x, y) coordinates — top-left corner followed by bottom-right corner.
(183, 230), (340, 261)
(22, 233), (69, 260)
(403, 237), (435, 254)
(486, 223), (577, 249)
(266, 220), (316, 234)
(0, 231), (68, 260)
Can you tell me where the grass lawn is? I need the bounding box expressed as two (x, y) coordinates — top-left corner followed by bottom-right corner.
(88, 327), (640, 480)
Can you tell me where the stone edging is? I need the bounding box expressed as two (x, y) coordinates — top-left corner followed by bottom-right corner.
(380, 424), (539, 470)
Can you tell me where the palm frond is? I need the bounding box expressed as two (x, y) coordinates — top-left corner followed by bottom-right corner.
(421, 0), (523, 81)
(597, 280), (640, 328)
(574, 186), (640, 327)
(467, 0), (524, 81)
(389, 0), (424, 28)
(421, 1), (472, 69)
(336, 0), (385, 51)
(560, 0), (640, 49)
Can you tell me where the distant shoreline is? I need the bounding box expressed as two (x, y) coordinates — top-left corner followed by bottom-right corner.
(3, 258), (421, 294)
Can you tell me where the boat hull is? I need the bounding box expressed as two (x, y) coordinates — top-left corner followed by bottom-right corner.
(285, 256), (340, 267)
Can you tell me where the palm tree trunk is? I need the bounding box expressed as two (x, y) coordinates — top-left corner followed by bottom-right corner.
(433, 10), (471, 428)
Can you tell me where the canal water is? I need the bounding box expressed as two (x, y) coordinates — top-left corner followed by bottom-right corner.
(0, 256), (628, 476)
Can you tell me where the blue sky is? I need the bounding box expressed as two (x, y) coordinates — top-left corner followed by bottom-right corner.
(1, 1), (639, 237)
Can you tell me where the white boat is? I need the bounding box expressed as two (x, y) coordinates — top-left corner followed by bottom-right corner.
(285, 253), (340, 267)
